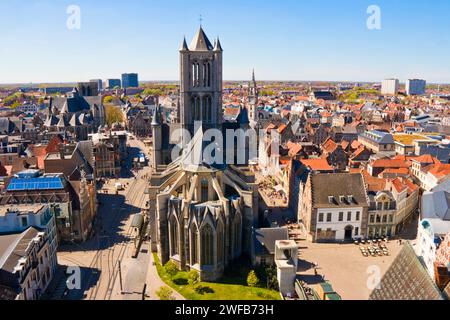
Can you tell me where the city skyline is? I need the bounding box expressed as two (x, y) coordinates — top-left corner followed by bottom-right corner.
(1, 0), (450, 84)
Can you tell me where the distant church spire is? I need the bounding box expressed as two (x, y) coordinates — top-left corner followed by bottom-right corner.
(248, 69), (259, 123)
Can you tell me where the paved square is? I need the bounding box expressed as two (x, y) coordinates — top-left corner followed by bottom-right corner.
(297, 241), (404, 300)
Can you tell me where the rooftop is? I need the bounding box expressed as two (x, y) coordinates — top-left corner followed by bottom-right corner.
(369, 242), (444, 300)
(6, 175), (65, 192)
(0, 204), (46, 217)
(394, 134), (432, 146)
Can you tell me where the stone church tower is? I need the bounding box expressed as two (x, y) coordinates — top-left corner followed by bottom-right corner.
(247, 69), (259, 125)
(179, 27), (223, 138)
(148, 27), (259, 282)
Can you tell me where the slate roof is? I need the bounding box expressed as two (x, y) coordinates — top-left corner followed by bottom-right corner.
(254, 228), (289, 255)
(0, 118), (23, 134)
(53, 94), (101, 114)
(422, 191), (450, 221)
(311, 173), (369, 208)
(189, 27), (213, 51)
(369, 242), (444, 300)
(360, 130), (395, 144)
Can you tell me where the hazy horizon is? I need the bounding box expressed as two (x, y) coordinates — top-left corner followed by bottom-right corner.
(1, 1), (450, 84)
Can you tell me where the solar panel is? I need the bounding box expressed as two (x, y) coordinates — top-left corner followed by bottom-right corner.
(7, 177), (65, 191)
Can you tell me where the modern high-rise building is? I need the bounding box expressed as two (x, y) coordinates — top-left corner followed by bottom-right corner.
(90, 79), (103, 91)
(381, 79), (399, 95)
(121, 73), (139, 88)
(406, 79), (426, 96)
(106, 79), (121, 89)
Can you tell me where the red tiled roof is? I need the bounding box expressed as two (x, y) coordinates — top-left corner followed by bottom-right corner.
(351, 140), (362, 150)
(301, 158), (333, 171)
(414, 154), (441, 165)
(404, 179), (419, 193)
(288, 143), (303, 157)
(46, 135), (63, 153)
(277, 124), (288, 134)
(428, 164), (450, 179)
(362, 169), (386, 192)
(371, 159), (411, 169)
(341, 140), (350, 150)
(321, 138), (338, 154)
(351, 146), (369, 160)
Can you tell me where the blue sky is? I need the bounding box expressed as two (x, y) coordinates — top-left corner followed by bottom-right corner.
(1, 0), (450, 84)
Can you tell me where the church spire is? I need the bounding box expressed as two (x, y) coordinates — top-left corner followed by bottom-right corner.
(189, 26), (213, 51)
(214, 37), (223, 52)
(151, 106), (161, 126)
(180, 37), (189, 52)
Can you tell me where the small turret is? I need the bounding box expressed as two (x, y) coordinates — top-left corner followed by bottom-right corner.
(151, 106), (161, 126)
(214, 37), (223, 52)
(180, 37), (189, 52)
(151, 106), (163, 168)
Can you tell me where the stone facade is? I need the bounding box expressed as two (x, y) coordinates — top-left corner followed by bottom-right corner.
(149, 27), (258, 281)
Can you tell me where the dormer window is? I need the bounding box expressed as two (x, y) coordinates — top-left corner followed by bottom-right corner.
(339, 196), (345, 203)
(328, 196), (335, 204)
(348, 195), (354, 203)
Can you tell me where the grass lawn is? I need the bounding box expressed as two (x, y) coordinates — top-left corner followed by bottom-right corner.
(153, 254), (281, 301)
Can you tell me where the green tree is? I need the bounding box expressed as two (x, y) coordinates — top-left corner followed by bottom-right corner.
(156, 286), (175, 300)
(105, 105), (123, 126)
(247, 270), (260, 287)
(265, 266), (279, 290)
(10, 101), (21, 109)
(143, 88), (164, 96)
(187, 270), (200, 287)
(164, 261), (179, 279)
(103, 95), (113, 104)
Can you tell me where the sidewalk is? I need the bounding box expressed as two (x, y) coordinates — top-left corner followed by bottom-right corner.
(144, 248), (185, 301)
(109, 242), (185, 300)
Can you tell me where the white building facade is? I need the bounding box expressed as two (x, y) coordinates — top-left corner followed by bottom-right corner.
(381, 79), (399, 95)
(315, 206), (364, 240)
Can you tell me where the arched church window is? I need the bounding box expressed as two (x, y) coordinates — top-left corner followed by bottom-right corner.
(233, 213), (241, 254)
(201, 96), (212, 123)
(203, 63), (207, 87)
(201, 178), (209, 202)
(201, 224), (214, 266)
(196, 63), (200, 87)
(217, 220), (224, 265)
(207, 63), (211, 87)
(169, 215), (179, 256)
(192, 96), (201, 121)
(191, 226), (199, 265)
(192, 62), (201, 87)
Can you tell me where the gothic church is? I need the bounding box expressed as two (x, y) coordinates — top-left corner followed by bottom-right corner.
(148, 27), (258, 281)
